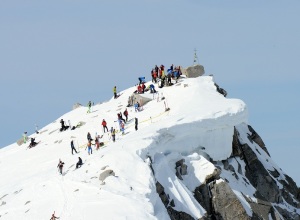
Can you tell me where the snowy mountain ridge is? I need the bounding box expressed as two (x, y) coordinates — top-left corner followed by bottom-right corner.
(0, 75), (299, 220)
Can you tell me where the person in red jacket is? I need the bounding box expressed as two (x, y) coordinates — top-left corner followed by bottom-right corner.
(102, 119), (108, 133)
(123, 108), (128, 122)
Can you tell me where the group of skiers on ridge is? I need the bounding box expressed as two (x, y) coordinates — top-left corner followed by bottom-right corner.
(28, 63), (175, 174)
(31, 63), (180, 220)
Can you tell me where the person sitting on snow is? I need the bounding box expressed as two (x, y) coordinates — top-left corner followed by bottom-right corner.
(28, 138), (38, 148)
(76, 157), (83, 169)
(134, 102), (140, 112)
(60, 119), (69, 131)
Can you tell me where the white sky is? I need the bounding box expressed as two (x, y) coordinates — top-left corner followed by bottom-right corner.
(0, 0), (299, 192)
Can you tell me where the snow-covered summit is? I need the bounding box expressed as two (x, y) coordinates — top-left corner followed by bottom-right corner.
(0, 75), (298, 220)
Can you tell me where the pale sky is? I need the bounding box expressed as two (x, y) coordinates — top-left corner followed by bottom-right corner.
(0, 1), (299, 184)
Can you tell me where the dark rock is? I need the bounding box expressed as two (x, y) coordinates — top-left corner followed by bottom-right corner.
(194, 184), (212, 215)
(156, 181), (165, 195)
(175, 167), (183, 180)
(240, 143), (280, 203)
(176, 159), (185, 168)
(268, 168), (280, 178)
(170, 199), (175, 207)
(247, 125), (270, 156)
(210, 181), (250, 220)
(167, 206), (195, 220)
(180, 164), (188, 175)
(232, 128), (243, 157)
(274, 205), (300, 220)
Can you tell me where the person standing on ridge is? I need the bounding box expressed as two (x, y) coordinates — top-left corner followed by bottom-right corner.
(123, 108), (128, 122)
(117, 113), (126, 124)
(70, 140), (78, 154)
(87, 132), (92, 141)
(57, 159), (64, 175)
(102, 119), (108, 133)
(111, 129), (116, 142)
(23, 132), (28, 144)
(113, 86), (117, 99)
(86, 141), (93, 155)
(87, 101), (92, 113)
(135, 117), (138, 131)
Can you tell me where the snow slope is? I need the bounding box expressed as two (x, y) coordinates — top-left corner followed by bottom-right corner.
(0, 76), (248, 219)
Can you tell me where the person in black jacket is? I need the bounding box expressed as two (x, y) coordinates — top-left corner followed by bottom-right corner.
(70, 140), (78, 155)
(135, 117), (138, 131)
(87, 132), (92, 141)
(57, 159), (64, 175)
(76, 157), (83, 169)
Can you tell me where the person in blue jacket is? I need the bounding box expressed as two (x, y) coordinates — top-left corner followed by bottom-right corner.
(149, 84), (156, 93)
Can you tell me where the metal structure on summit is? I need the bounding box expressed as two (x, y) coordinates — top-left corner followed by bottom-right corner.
(193, 48), (199, 66)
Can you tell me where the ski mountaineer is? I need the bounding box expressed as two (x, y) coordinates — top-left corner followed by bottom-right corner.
(113, 86), (117, 99)
(102, 119), (108, 133)
(86, 141), (93, 155)
(150, 84), (156, 93)
(50, 211), (60, 220)
(123, 108), (128, 122)
(87, 101), (92, 113)
(28, 138), (38, 148)
(117, 113), (126, 124)
(87, 132), (92, 141)
(120, 121), (125, 135)
(70, 140), (78, 154)
(76, 157), (83, 169)
(95, 135), (100, 150)
(60, 119), (69, 131)
(135, 117), (138, 131)
(111, 129), (116, 142)
(35, 124), (39, 134)
(23, 132), (28, 144)
(57, 159), (64, 175)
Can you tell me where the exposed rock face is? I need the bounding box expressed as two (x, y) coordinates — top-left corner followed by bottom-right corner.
(156, 181), (195, 220)
(247, 125), (269, 156)
(240, 143), (281, 203)
(211, 181), (250, 220)
(149, 124), (300, 220)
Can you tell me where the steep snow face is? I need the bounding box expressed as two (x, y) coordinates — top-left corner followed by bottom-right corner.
(0, 76), (247, 220)
(138, 76), (248, 161)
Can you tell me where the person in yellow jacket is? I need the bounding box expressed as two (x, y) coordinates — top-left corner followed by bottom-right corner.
(113, 86), (117, 99)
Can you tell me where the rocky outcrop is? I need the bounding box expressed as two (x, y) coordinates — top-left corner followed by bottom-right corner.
(183, 65), (205, 78)
(99, 169), (115, 183)
(150, 124), (300, 220)
(240, 142), (281, 203)
(175, 159), (188, 180)
(156, 181), (195, 220)
(211, 181), (250, 220)
(72, 103), (82, 110)
(247, 125), (269, 156)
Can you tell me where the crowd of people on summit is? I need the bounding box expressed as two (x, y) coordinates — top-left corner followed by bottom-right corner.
(24, 63), (183, 171)
(19, 63), (203, 219)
